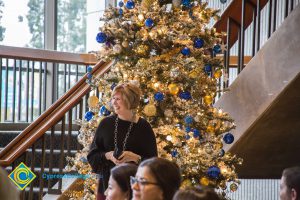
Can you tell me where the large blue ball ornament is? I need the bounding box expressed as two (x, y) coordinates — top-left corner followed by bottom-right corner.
(118, 1), (124, 7)
(100, 106), (111, 116)
(184, 115), (193, 124)
(126, 0), (135, 9)
(204, 64), (212, 73)
(96, 32), (107, 43)
(145, 18), (154, 27)
(223, 133), (234, 144)
(213, 44), (222, 54)
(181, 47), (191, 56)
(84, 111), (94, 121)
(194, 38), (204, 48)
(207, 166), (221, 179)
(179, 91), (191, 100)
(193, 129), (200, 138)
(171, 150), (178, 157)
(220, 0), (227, 4)
(154, 92), (164, 101)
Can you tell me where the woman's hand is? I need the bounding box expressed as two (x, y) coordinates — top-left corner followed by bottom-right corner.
(105, 151), (121, 165)
(118, 151), (141, 164)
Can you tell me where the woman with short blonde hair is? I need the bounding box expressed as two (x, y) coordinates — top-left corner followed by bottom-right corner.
(88, 83), (158, 198)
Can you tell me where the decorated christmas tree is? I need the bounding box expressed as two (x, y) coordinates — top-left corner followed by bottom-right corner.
(66, 0), (242, 199)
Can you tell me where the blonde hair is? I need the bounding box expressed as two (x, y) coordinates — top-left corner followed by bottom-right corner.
(112, 83), (141, 109)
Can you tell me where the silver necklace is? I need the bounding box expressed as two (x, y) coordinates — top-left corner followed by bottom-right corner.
(113, 116), (134, 158)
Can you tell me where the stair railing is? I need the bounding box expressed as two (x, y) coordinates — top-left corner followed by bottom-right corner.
(0, 45), (112, 199)
(214, 0), (298, 90)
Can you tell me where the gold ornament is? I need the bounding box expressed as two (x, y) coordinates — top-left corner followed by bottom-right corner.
(135, 44), (149, 56)
(206, 125), (215, 133)
(182, 179), (193, 188)
(230, 183), (238, 192)
(200, 177), (210, 186)
(189, 70), (198, 79)
(168, 83), (179, 95)
(141, 0), (157, 10)
(122, 40), (129, 48)
(143, 104), (157, 116)
(88, 96), (99, 108)
(214, 69), (222, 79)
(203, 95), (213, 105)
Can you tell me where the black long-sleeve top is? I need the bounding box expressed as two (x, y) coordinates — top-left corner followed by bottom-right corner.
(87, 115), (158, 194)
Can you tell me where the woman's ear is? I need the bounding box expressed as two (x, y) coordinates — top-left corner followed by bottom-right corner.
(124, 190), (130, 200)
(291, 188), (297, 200)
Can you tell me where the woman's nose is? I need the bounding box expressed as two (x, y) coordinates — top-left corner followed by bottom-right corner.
(131, 182), (139, 191)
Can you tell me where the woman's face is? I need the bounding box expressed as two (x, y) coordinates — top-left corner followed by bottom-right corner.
(112, 91), (129, 115)
(104, 176), (128, 200)
(131, 166), (163, 200)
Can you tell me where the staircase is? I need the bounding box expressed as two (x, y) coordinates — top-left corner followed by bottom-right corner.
(214, 2), (300, 178)
(0, 124), (80, 199)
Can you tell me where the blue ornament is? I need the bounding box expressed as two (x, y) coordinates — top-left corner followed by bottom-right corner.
(111, 82), (117, 90)
(119, 8), (123, 15)
(179, 91), (192, 100)
(118, 1), (124, 7)
(181, 47), (191, 56)
(87, 73), (93, 79)
(194, 38), (204, 48)
(204, 64), (212, 73)
(207, 166), (221, 179)
(184, 115), (193, 124)
(171, 150), (178, 157)
(219, 149), (225, 157)
(185, 134), (191, 140)
(87, 66), (93, 72)
(154, 92), (164, 101)
(100, 106), (111, 116)
(182, 0), (191, 7)
(213, 44), (222, 54)
(96, 32), (107, 43)
(84, 111), (94, 121)
(125, 0), (135, 9)
(80, 157), (88, 163)
(223, 133), (234, 144)
(193, 129), (200, 138)
(220, 0), (227, 4)
(185, 126), (191, 133)
(145, 18), (154, 27)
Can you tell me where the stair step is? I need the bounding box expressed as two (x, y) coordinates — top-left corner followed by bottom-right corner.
(0, 130), (80, 149)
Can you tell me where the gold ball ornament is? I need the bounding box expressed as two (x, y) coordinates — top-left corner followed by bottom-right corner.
(181, 179), (193, 188)
(203, 95), (213, 105)
(200, 177), (210, 186)
(230, 183), (238, 192)
(168, 83), (180, 95)
(136, 45), (149, 56)
(143, 104), (157, 117)
(214, 69), (223, 79)
(88, 96), (99, 108)
(189, 70), (198, 79)
(206, 125), (215, 133)
(122, 40), (129, 48)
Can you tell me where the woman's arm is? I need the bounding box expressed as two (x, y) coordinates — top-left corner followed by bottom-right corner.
(87, 127), (107, 173)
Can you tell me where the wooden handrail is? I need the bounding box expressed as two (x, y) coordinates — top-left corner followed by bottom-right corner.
(0, 45), (97, 65)
(0, 60), (112, 167)
(214, 0), (268, 49)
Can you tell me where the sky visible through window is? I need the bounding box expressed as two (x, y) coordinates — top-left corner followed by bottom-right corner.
(0, 0), (105, 52)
